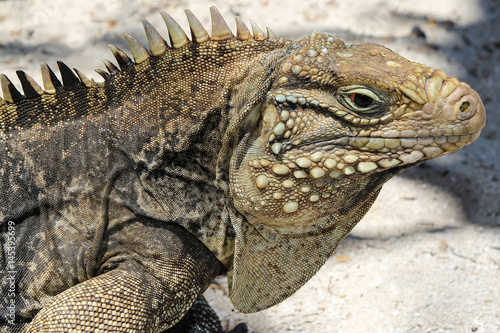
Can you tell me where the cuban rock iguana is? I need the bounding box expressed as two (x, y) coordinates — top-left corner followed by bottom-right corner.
(0, 6), (486, 333)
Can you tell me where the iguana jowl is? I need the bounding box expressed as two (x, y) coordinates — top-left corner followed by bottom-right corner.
(0, 6), (486, 332)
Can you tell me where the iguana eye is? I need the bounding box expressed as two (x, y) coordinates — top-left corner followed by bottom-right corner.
(337, 86), (386, 114)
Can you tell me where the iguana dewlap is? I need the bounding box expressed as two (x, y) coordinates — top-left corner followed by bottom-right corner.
(0, 6), (485, 333)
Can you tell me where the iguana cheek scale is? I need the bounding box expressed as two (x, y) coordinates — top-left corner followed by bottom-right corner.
(0, 6), (485, 333)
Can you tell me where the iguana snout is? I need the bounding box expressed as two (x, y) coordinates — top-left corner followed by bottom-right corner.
(429, 79), (485, 133)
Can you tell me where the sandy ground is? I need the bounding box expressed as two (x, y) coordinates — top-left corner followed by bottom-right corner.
(0, 0), (499, 332)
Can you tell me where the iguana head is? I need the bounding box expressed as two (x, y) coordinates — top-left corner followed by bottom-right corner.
(231, 32), (485, 229)
(228, 32), (485, 311)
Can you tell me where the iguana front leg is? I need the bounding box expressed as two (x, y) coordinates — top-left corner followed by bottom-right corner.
(21, 221), (225, 332)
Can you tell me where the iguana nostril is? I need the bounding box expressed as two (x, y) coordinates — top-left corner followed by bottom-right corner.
(459, 101), (470, 113)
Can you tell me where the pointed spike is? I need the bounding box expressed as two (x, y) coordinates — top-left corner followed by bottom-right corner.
(185, 9), (209, 43)
(108, 44), (134, 69)
(16, 70), (43, 98)
(90, 78), (103, 88)
(102, 59), (119, 75)
(74, 68), (92, 88)
(40, 62), (62, 94)
(0, 74), (23, 103)
(159, 11), (190, 48)
(266, 27), (277, 40)
(122, 33), (150, 64)
(250, 20), (266, 40)
(209, 6), (233, 40)
(57, 61), (80, 89)
(235, 17), (252, 40)
(141, 18), (168, 56)
(95, 69), (110, 80)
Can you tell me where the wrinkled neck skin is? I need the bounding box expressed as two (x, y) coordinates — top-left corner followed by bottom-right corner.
(0, 39), (298, 274)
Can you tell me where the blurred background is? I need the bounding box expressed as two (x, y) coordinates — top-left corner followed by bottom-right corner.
(1, 0), (498, 332)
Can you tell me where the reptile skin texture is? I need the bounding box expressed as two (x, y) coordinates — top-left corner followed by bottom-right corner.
(0, 6), (485, 333)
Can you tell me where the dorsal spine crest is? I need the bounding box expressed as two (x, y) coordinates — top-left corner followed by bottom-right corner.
(0, 6), (278, 105)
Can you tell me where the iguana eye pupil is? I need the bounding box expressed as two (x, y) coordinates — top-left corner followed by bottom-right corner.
(349, 93), (374, 108)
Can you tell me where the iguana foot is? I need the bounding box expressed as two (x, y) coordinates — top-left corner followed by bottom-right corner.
(228, 323), (248, 333)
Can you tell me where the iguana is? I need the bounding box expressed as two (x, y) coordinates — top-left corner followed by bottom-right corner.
(0, 6), (485, 333)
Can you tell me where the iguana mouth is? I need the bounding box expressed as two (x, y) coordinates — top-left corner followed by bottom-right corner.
(262, 115), (483, 179)
(236, 130), (482, 221)
(289, 131), (482, 172)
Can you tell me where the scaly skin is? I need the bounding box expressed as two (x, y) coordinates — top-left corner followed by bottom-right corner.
(0, 6), (485, 332)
